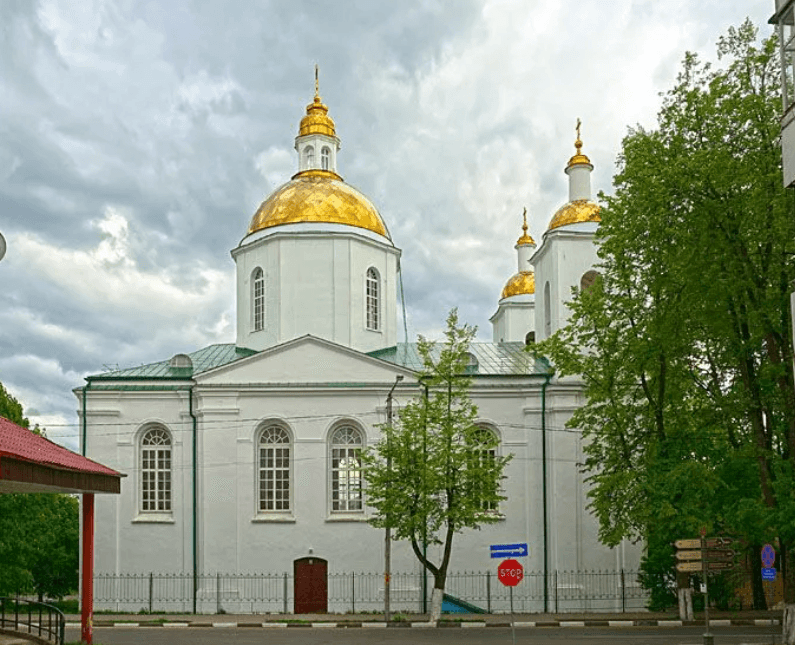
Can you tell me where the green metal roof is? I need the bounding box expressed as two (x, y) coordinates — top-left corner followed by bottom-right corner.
(367, 342), (551, 377)
(88, 344), (257, 381)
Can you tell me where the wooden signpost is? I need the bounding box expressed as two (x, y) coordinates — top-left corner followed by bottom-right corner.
(674, 531), (736, 645)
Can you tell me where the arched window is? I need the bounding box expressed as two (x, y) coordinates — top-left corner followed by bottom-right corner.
(258, 424), (291, 512)
(469, 426), (500, 512)
(304, 145), (315, 168)
(321, 146), (331, 171)
(366, 268), (380, 331)
(544, 282), (551, 337)
(252, 267), (265, 332)
(330, 425), (364, 512)
(580, 270), (600, 292)
(140, 427), (172, 513)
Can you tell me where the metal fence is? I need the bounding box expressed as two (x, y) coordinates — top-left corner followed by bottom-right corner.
(0, 596), (65, 644)
(93, 569), (649, 614)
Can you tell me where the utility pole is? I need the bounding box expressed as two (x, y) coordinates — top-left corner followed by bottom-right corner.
(385, 374), (403, 622)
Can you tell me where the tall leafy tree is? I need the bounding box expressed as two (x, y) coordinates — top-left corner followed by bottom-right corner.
(538, 20), (795, 621)
(0, 382), (79, 599)
(363, 309), (511, 622)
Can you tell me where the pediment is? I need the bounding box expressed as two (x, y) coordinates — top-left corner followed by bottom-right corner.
(195, 335), (415, 385)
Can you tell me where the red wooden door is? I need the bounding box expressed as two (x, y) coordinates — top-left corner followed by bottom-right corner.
(294, 557), (328, 613)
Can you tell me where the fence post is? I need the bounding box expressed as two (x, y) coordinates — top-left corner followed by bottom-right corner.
(216, 573), (221, 614)
(148, 573), (153, 614)
(554, 570), (558, 613)
(620, 569), (625, 613)
(283, 572), (288, 614)
(351, 572), (355, 614)
(486, 571), (491, 613)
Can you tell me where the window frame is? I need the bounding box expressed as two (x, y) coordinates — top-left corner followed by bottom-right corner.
(304, 145), (315, 168)
(139, 426), (173, 516)
(329, 424), (365, 514)
(321, 146), (331, 171)
(257, 423), (293, 515)
(469, 425), (501, 514)
(365, 267), (380, 331)
(252, 267), (265, 332)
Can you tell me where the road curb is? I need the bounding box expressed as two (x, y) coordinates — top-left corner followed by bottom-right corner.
(68, 618), (782, 629)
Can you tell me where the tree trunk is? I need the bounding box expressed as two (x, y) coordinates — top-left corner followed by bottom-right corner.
(429, 587), (444, 624)
(677, 572), (693, 621)
(784, 605), (795, 645)
(678, 589), (693, 621)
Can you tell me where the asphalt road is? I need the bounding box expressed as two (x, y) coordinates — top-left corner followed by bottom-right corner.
(64, 626), (783, 644)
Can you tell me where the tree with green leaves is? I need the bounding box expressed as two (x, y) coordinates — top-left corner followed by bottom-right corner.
(362, 309), (511, 622)
(537, 20), (795, 626)
(0, 382), (79, 600)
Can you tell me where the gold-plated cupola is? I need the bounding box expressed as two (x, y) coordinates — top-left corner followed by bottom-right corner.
(567, 118), (592, 168)
(298, 67), (336, 138)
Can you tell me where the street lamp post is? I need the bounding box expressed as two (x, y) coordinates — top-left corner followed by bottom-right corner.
(384, 374), (403, 622)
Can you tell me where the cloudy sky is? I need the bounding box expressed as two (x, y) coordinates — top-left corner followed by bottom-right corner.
(0, 0), (774, 450)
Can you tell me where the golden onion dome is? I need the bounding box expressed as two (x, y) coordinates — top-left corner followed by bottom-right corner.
(567, 118), (592, 168)
(548, 199), (601, 231)
(501, 271), (535, 299)
(516, 207), (535, 246)
(299, 70), (336, 138)
(248, 169), (390, 239)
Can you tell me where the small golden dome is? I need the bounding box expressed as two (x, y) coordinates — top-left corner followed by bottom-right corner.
(299, 68), (337, 138)
(248, 170), (390, 239)
(501, 271), (535, 299)
(567, 118), (591, 168)
(548, 199), (601, 230)
(516, 207), (535, 246)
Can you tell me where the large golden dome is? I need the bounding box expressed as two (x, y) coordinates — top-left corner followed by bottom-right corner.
(248, 169), (390, 239)
(501, 271), (535, 299)
(548, 199), (601, 231)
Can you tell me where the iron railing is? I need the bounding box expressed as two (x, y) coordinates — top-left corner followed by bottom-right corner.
(0, 596), (65, 644)
(92, 569), (649, 614)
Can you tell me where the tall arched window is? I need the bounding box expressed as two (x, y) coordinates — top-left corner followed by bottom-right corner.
(366, 268), (380, 331)
(304, 145), (315, 168)
(321, 146), (331, 170)
(140, 427), (172, 513)
(330, 425), (364, 512)
(252, 267), (265, 332)
(470, 426), (500, 512)
(544, 281), (551, 337)
(258, 424), (292, 512)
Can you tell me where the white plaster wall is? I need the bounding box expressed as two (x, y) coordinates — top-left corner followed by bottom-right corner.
(532, 224), (598, 342)
(491, 297), (535, 343)
(82, 370), (641, 613)
(234, 229), (399, 353)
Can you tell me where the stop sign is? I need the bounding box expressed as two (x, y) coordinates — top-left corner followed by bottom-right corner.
(497, 558), (523, 587)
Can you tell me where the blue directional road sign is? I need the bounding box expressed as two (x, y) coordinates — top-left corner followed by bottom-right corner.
(490, 543), (529, 558)
(762, 567), (777, 581)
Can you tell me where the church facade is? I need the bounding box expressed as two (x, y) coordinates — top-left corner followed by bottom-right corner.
(76, 83), (641, 613)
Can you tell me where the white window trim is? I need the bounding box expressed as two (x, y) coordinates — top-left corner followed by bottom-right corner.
(365, 267), (380, 332)
(256, 423), (293, 517)
(252, 267), (265, 332)
(138, 425), (173, 517)
(328, 424), (365, 515)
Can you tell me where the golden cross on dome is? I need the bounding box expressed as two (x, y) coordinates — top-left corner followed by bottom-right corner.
(314, 64), (320, 100)
(522, 207), (528, 234)
(576, 118), (581, 140)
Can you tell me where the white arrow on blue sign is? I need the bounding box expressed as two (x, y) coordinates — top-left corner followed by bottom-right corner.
(490, 543), (529, 558)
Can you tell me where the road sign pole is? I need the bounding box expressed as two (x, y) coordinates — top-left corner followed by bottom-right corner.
(509, 585), (515, 645)
(701, 534), (713, 645)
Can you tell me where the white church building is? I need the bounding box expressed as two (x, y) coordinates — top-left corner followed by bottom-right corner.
(76, 82), (641, 613)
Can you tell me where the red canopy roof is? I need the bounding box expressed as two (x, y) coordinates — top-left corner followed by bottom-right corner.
(0, 416), (120, 477)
